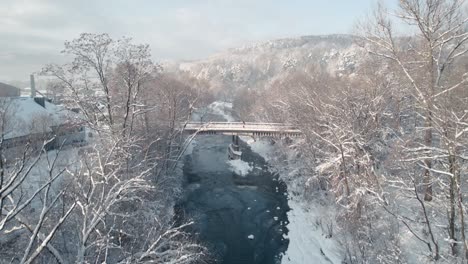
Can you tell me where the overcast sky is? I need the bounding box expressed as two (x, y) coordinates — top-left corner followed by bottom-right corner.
(0, 0), (381, 82)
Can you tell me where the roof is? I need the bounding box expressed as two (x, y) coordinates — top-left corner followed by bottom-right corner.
(0, 82), (19, 90)
(0, 97), (80, 140)
(0, 82), (20, 96)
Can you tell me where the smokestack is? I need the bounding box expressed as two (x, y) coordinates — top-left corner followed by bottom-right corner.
(30, 74), (36, 98)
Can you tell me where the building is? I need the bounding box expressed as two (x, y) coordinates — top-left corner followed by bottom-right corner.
(0, 96), (86, 153)
(0, 82), (21, 97)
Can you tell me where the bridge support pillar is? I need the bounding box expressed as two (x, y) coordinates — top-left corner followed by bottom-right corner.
(231, 135), (240, 151)
(228, 135), (241, 160)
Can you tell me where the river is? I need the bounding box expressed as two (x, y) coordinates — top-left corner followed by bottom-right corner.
(176, 111), (290, 263)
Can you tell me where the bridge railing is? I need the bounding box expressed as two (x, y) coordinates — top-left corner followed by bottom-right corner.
(183, 122), (299, 130)
(184, 121), (297, 126)
(181, 122), (302, 136)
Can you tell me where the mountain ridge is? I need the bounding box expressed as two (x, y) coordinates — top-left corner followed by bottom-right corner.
(166, 34), (367, 95)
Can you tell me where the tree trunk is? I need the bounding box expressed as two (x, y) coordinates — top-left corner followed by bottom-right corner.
(424, 47), (435, 202)
(448, 154), (457, 255)
(339, 144), (350, 198)
(455, 163), (468, 260)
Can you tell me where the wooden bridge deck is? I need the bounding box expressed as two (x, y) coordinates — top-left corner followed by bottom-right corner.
(182, 122), (302, 137)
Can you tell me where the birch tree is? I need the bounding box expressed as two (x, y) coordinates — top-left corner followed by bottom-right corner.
(0, 97), (77, 263)
(358, 0), (468, 260)
(39, 33), (208, 263)
(358, 0), (468, 201)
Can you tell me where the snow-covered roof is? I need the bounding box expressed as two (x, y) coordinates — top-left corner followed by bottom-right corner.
(0, 97), (78, 140)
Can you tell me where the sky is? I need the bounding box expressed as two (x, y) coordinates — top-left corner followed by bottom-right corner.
(0, 0), (382, 82)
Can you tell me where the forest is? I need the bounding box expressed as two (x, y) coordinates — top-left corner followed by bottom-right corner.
(0, 0), (467, 263)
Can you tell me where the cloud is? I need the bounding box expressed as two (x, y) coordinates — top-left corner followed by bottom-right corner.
(0, 1), (249, 80)
(0, 0), (373, 81)
(0, 0), (117, 80)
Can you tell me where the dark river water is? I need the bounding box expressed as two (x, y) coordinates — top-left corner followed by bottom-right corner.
(176, 134), (290, 264)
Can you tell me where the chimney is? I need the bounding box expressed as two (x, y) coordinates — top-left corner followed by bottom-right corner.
(30, 74), (36, 98)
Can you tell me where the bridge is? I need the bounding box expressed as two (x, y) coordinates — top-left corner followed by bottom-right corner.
(182, 122), (302, 160)
(182, 122), (302, 137)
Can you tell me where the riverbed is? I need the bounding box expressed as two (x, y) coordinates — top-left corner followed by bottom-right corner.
(177, 133), (290, 264)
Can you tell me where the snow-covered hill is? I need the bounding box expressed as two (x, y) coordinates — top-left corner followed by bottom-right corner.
(170, 34), (367, 93)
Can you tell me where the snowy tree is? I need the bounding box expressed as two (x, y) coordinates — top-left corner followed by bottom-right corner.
(358, 0), (468, 260)
(0, 33), (211, 263)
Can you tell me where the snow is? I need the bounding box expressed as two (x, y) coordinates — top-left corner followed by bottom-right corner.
(227, 159), (253, 177)
(208, 101), (235, 122)
(0, 97), (78, 139)
(281, 198), (342, 264)
(241, 136), (274, 161)
(213, 101), (342, 262)
(228, 143), (242, 156)
(244, 137), (343, 264)
(177, 35), (364, 95)
(15, 147), (81, 212)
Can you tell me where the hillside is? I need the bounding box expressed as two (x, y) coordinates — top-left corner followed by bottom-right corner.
(172, 34), (368, 94)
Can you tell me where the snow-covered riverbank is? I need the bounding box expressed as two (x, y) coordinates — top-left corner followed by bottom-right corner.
(204, 101), (344, 263)
(245, 138), (343, 264)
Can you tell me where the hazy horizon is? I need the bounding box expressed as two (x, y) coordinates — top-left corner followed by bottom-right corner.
(0, 0), (383, 82)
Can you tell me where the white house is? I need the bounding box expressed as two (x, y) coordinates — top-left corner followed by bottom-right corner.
(0, 96), (86, 152)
